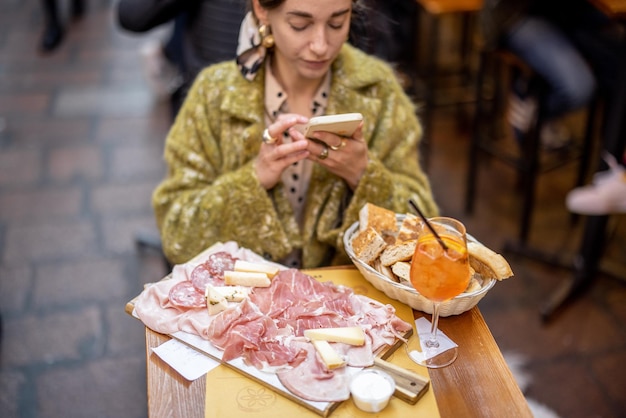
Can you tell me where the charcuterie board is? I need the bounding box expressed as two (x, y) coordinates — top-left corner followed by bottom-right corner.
(126, 264), (420, 417)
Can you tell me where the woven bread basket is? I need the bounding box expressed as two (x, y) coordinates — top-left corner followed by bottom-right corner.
(343, 215), (497, 317)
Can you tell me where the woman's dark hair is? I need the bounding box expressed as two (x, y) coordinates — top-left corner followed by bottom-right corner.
(255, 0), (285, 9)
(253, 0), (360, 10)
(248, 0), (368, 48)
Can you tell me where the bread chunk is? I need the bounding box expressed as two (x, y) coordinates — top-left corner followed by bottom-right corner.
(391, 261), (411, 283)
(358, 203), (398, 237)
(373, 258), (398, 282)
(464, 277), (482, 293)
(380, 240), (416, 266)
(352, 226), (387, 265)
(396, 213), (422, 243)
(467, 242), (514, 280)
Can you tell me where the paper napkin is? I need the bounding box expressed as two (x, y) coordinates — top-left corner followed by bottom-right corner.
(152, 339), (220, 381)
(409, 317), (458, 363)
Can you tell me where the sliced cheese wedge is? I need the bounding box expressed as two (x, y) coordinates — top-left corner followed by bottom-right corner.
(234, 260), (280, 278)
(205, 285), (228, 315)
(304, 327), (366, 346)
(212, 286), (249, 302)
(311, 340), (346, 369)
(223, 271), (271, 287)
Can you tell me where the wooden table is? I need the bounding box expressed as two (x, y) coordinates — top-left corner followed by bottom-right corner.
(143, 301), (531, 417)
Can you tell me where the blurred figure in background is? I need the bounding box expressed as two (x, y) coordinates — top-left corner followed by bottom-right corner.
(351, 0), (417, 85)
(480, 0), (596, 151)
(117, 0), (247, 118)
(482, 0), (624, 214)
(566, 151), (626, 215)
(40, 0), (85, 52)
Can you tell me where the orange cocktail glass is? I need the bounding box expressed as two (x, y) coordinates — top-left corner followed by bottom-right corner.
(409, 217), (470, 368)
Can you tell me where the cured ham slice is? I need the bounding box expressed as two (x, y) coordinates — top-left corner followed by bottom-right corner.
(207, 298), (265, 351)
(250, 270), (354, 334)
(339, 338), (375, 367)
(352, 295), (412, 352)
(277, 341), (351, 402)
(207, 299), (307, 368)
(135, 275), (212, 336)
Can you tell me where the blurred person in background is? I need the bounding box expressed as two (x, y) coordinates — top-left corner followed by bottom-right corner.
(117, 0), (247, 118)
(40, 0), (85, 51)
(482, 0), (624, 214)
(480, 0), (596, 151)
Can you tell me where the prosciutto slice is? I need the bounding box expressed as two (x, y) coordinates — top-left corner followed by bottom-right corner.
(351, 294), (413, 353)
(277, 341), (351, 402)
(134, 275), (212, 336)
(250, 270), (355, 334)
(207, 298), (308, 368)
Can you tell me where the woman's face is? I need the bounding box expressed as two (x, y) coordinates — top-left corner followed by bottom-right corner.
(258, 0), (353, 81)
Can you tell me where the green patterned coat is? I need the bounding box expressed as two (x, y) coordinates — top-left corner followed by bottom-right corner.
(153, 43), (438, 267)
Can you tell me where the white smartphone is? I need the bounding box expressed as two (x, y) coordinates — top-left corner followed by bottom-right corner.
(300, 113), (363, 138)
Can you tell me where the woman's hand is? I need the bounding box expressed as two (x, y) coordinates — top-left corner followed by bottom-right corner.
(296, 122), (368, 190)
(254, 114), (310, 190)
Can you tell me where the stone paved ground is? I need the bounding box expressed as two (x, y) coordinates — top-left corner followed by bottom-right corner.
(1, 1), (625, 418)
(0, 1), (169, 417)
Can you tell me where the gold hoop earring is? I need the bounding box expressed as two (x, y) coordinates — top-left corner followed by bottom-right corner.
(259, 24), (275, 49)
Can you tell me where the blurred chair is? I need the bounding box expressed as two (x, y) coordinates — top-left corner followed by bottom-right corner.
(465, 48), (599, 246)
(413, 0), (484, 168)
(135, 229), (173, 273)
(355, 0), (419, 94)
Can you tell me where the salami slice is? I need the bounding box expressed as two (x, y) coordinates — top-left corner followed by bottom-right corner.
(207, 251), (237, 277)
(191, 251), (238, 293)
(169, 281), (206, 308)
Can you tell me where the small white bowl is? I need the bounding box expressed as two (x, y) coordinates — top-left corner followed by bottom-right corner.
(349, 369), (395, 413)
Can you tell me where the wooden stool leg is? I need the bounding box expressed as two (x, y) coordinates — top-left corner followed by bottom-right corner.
(569, 94), (600, 226)
(516, 76), (549, 244)
(459, 13), (474, 87)
(575, 94), (600, 188)
(465, 50), (489, 215)
(518, 113), (542, 243)
(420, 11), (441, 170)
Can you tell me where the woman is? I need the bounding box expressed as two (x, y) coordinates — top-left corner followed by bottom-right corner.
(153, 0), (438, 267)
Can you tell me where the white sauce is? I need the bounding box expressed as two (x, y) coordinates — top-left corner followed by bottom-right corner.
(350, 370), (395, 413)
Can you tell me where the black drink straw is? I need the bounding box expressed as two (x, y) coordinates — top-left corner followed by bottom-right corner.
(408, 199), (449, 252)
